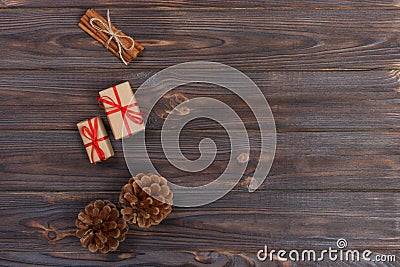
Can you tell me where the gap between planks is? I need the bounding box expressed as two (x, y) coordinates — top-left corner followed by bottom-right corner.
(0, 67), (398, 71)
(2, 128), (400, 133)
(0, 6), (400, 11)
(2, 189), (400, 193)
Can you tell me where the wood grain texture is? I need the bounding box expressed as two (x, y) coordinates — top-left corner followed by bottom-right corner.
(0, 252), (398, 267)
(1, 2), (400, 266)
(0, 8), (398, 70)
(1, 0), (400, 8)
(2, 130), (400, 192)
(0, 251), (290, 267)
(1, 70), (400, 131)
(0, 191), (399, 253)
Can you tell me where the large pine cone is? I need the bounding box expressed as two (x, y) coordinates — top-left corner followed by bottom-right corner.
(119, 173), (173, 228)
(75, 200), (128, 254)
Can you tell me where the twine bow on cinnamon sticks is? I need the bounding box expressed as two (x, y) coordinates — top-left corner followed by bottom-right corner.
(90, 10), (134, 65)
(78, 9), (144, 65)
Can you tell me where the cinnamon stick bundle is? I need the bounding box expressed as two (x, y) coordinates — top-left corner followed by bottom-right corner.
(78, 9), (144, 65)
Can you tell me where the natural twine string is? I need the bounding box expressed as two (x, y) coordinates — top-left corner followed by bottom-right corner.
(89, 10), (135, 65)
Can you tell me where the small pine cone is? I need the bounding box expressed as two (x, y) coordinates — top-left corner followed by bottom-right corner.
(119, 173), (173, 228)
(75, 200), (128, 254)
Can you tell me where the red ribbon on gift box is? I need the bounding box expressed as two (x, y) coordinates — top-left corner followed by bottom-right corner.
(97, 86), (143, 136)
(80, 117), (109, 163)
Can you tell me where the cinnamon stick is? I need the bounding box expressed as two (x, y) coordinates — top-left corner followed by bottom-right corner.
(78, 9), (144, 65)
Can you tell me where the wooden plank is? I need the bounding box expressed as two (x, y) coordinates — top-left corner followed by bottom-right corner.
(1, 70), (399, 131)
(1, 0), (399, 9)
(0, 9), (398, 70)
(0, 251), (289, 267)
(7, 1), (400, 9)
(0, 191), (398, 252)
(2, 130), (400, 191)
(0, 251), (398, 267)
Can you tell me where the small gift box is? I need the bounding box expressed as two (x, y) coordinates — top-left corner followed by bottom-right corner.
(98, 81), (145, 140)
(77, 117), (114, 164)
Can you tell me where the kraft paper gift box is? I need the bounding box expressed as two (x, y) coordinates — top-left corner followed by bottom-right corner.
(77, 117), (114, 164)
(98, 81), (145, 140)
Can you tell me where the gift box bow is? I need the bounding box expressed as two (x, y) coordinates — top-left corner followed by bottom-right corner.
(80, 117), (109, 163)
(97, 85), (144, 137)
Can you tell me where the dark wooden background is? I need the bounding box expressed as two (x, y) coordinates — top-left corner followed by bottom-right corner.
(0, 1), (399, 266)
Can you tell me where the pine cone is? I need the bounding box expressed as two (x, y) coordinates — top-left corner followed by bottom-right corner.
(119, 173), (173, 228)
(75, 200), (128, 254)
